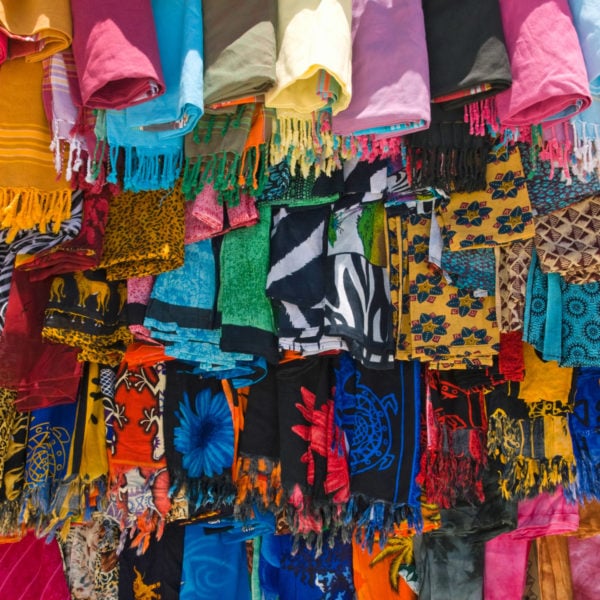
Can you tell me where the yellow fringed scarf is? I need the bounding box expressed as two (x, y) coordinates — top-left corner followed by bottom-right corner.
(0, 59), (71, 243)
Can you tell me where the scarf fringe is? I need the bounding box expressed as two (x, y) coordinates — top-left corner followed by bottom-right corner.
(0, 499), (24, 539)
(0, 187), (72, 244)
(538, 123), (573, 184)
(107, 145), (183, 192)
(571, 120), (600, 184)
(464, 98), (499, 137)
(570, 438), (600, 502)
(234, 455), (283, 518)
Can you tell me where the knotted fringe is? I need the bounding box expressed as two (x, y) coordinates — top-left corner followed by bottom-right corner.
(571, 119), (600, 183)
(234, 455), (283, 520)
(464, 97), (499, 137)
(0, 188), (72, 244)
(417, 427), (487, 509)
(340, 134), (404, 163)
(538, 122), (573, 184)
(569, 433), (600, 502)
(347, 496), (422, 553)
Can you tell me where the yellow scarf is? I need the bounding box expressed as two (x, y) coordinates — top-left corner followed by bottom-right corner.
(0, 59), (71, 242)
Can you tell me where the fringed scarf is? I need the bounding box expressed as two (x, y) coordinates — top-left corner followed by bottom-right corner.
(105, 0), (204, 192)
(202, 0), (276, 105)
(423, 0), (511, 112)
(405, 105), (492, 194)
(332, 0), (430, 138)
(99, 185), (186, 281)
(569, 368), (600, 500)
(418, 365), (503, 509)
(435, 144), (535, 251)
(0, 0), (71, 62)
(183, 102), (270, 205)
(0, 59), (72, 243)
(277, 354), (350, 546)
(485, 381), (577, 500)
(71, 0), (164, 110)
(217, 202), (279, 364)
(163, 361), (236, 516)
(496, 0), (591, 130)
(42, 269), (132, 367)
(106, 358), (169, 553)
(335, 353), (422, 549)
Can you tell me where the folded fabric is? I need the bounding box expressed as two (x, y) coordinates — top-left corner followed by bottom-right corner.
(0, 0), (71, 62)
(71, 0), (164, 110)
(496, 0), (591, 129)
(203, 0), (276, 105)
(423, 0), (511, 110)
(435, 144), (535, 251)
(0, 59), (72, 243)
(332, 0), (430, 137)
(105, 0), (204, 192)
(569, 0), (600, 96)
(265, 0), (352, 116)
(99, 186), (185, 280)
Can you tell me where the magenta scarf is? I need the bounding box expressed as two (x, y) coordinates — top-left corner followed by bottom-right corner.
(496, 0), (591, 129)
(71, 0), (165, 109)
(332, 0), (430, 137)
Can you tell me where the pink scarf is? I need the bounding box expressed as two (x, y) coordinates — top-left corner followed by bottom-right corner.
(496, 0), (591, 129)
(71, 0), (165, 109)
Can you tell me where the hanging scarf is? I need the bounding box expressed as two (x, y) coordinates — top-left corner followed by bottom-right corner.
(423, 0), (511, 110)
(71, 0), (164, 110)
(21, 400), (78, 530)
(568, 0), (600, 96)
(0, 531), (71, 600)
(217, 202), (279, 364)
(42, 269), (132, 367)
(485, 382), (577, 500)
(163, 361), (236, 514)
(202, 0), (276, 105)
(569, 368), (600, 500)
(495, 0), (591, 130)
(277, 355), (350, 544)
(126, 276), (156, 344)
(0, 59), (72, 243)
(332, 0), (430, 138)
(183, 102), (270, 204)
(118, 522), (184, 599)
(435, 144), (534, 251)
(335, 353), (421, 549)
(99, 185), (185, 281)
(105, 0), (204, 192)
(0, 0), (71, 62)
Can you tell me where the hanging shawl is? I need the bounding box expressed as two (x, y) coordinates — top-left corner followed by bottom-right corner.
(332, 0), (430, 138)
(569, 0), (600, 96)
(21, 401), (78, 530)
(118, 523), (184, 599)
(569, 368), (600, 499)
(485, 381), (577, 500)
(405, 105), (492, 194)
(335, 353), (422, 549)
(42, 269), (132, 367)
(266, 0), (352, 116)
(418, 365), (504, 509)
(277, 355), (350, 545)
(185, 184), (259, 243)
(534, 195), (600, 284)
(71, 0), (164, 110)
(0, 0), (71, 62)
(105, 0), (204, 192)
(0, 59), (72, 243)
(202, 0), (276, 105)
(217, 202), (279, 364)
(99, 185), (185, 281)
(15, 187), (110, 281)
(435, 144), (535, 251)
(163, 361), (236, 514)
(0, 270), (82, 411)
(235, 367), (283, 519)
(0, 531), (71, 600)
(183, 102), (270, 205)
(422, 0), (511, 111)
(0, 389), (29, 538)
(495, 0), (591, 130)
